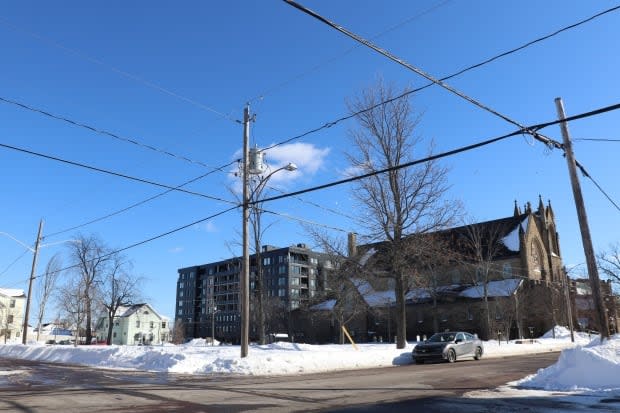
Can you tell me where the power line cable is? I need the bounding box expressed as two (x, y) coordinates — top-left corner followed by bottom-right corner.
(574, 138), (620, 142)
(0, 141), (236, 205)
(6, 206), (240, 288)
(0, 249), (30, 277)
(265, 185), (358, 221)
(0, 95), (225, 168)
(258, 101), (620, 206)
(45, 159), (239, 238)
(11, 105), (620, 286)
(270, 1), (620, 152)
(247, 0), (454, 103)
(283, 0), (563, 148)
(0, 17), (239, 124)
(574, 160), (620, 213)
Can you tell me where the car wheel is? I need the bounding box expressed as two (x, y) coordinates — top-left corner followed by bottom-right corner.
(447, 349), (456, 363)
(474, 347), (482, 360)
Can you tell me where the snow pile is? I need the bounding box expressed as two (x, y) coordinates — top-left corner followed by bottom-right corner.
(0, 331), (583, 376)
(516, 334), (620, 391)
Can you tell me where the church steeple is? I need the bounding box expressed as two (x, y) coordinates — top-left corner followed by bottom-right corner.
(513, 200), (521, 217)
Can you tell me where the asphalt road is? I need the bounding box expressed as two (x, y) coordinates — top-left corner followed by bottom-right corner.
(0, 352), (615, 412)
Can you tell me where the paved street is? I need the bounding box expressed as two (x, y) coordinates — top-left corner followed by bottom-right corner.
(1, 352), (615, 412)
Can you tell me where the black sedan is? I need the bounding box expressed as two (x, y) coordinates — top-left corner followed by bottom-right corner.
(412, 331), (483, 364)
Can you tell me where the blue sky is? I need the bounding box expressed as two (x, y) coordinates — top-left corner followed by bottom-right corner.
(1, 1), (619, 320)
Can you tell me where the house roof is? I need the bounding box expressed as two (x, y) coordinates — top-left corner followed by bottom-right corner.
(310, 299), (337, 311)
(115, 303), (163, 319)
(0, 288), (25, 298)
(459, 278), (523, 298)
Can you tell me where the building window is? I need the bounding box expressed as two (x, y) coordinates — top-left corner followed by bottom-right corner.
(7, 315), (13, 324)
(291, 278), (300, 286)
(263, 257), (272, 266)
(310, 257), (318, 265)
(9, 299), (15, 308)
(290, 288), (300, 297)
(291, 300), (299, 310)
(309, 279), (316, 288)
(278, 265), (287, 274)
(502, 263), (512, 279)
(136, 321), (140, 328)
(278, 289), (286, 297)
(113, 332), (117, 338)
(278, 255), (287, 263)
(162, 322), (167, 329)
(150, 321), (154, 329)
(278, 277), (287, 286)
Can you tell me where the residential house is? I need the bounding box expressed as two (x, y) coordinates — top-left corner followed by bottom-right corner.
(94, 303), (170, 345)
(0, 288), (25, 343)
(572, 278), (618, 334)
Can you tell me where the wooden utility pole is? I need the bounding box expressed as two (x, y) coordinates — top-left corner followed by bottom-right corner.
(555, 97), (610, 339)
(241, 104), (250, 358)
(22, 219), (44, 345)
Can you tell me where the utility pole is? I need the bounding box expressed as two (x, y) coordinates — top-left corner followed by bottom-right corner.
(241, 104), (250, 358)
(562, 267), (575, 343)
(555, 97), (610, 339)
(22, 219), (44, 345)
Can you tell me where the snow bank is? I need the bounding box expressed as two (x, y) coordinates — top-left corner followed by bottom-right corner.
(516, 335), (620, 391)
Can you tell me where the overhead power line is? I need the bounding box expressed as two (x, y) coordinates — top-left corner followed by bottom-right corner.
(257, 101), (620, 206)
(283, 0), (564, 150)
(14, 103), (620, 287)
(574, 138), (620, 142)
(0, 17), (239, 124)
(0, 141), (236, 205)
(45, 159), (239, 238)
(0, 95), (223, 169)
(247, 0), (454, 103)
(270, 1), (620, 152)
(5, 206), (240, 288)
(574, 160), (620, 213)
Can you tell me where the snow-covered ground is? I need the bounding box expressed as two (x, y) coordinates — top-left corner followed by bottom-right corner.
(1, 327), (618, 409)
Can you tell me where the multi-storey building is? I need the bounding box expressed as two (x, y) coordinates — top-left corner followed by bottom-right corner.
(176, 243), (331, 343)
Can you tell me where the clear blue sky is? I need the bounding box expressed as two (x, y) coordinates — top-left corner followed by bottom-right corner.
(1, 1), (619, 321)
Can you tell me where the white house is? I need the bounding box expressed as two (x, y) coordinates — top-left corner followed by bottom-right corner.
(0, 288), (25, 343)
(95, 303), (170, 345)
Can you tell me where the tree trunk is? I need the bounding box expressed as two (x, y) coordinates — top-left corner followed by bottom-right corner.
(395, 274), (407, 349)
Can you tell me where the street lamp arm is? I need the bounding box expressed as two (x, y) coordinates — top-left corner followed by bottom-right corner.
(250, 163), (298, 201)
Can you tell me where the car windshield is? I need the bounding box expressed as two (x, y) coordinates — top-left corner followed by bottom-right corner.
(427, 333), (456, 343)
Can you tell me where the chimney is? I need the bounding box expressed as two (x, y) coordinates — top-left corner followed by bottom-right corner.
(347, 232), (357, 257)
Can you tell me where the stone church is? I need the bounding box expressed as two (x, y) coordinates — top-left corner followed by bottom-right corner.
(299, 197), (573, 343)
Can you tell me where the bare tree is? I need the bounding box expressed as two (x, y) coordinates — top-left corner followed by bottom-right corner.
(67, 234), (113, 345)
(307, 231), (369, 344)
(598, 243), (620, 288)
(412, 234), (457, 334)
(57, 273), (87, 346)
(99, 255), (141, 345)
(458, 220), (508, 339)
(347, 79), (458, 348)
(35, 253), (62, 341)
(172, 319), (185, 344)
